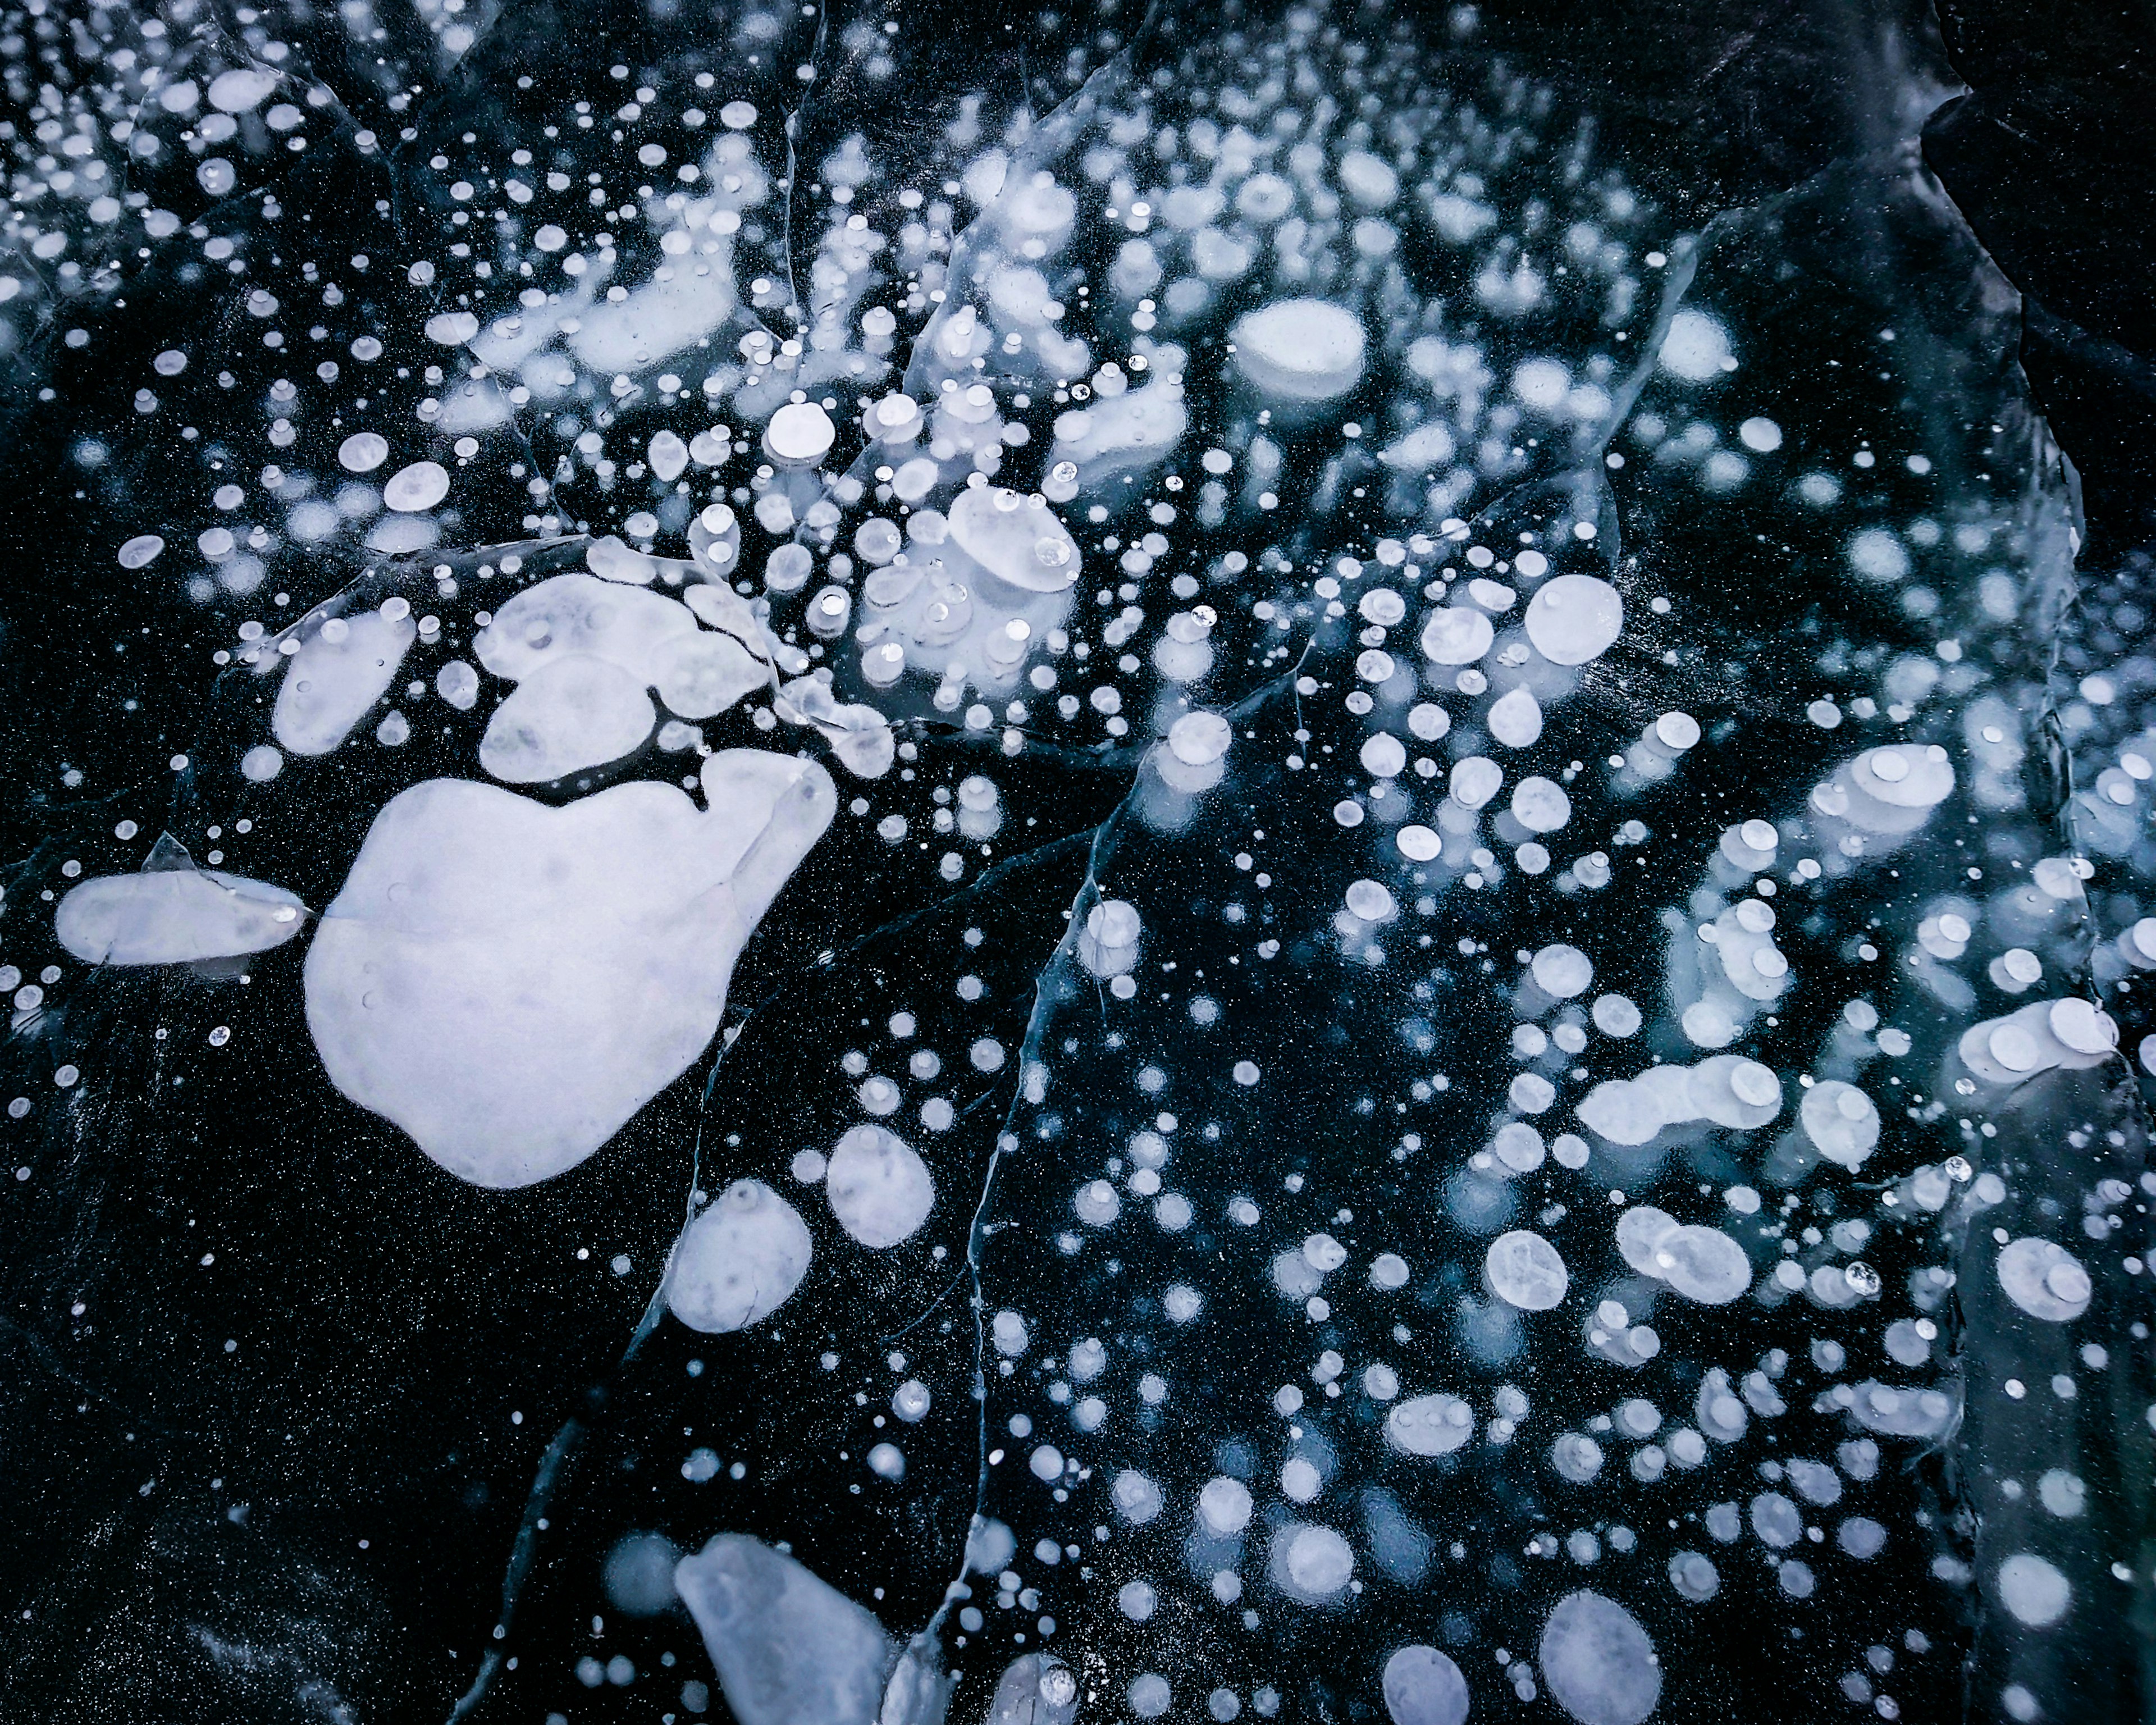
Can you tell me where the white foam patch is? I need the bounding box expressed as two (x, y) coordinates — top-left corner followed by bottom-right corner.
(825, 1124), (935, 1248)
(1540, 1590), (1661, 1725)
(57, 868), (306, 965)
(674, 1535), (890, 1724)
(273, 609), (418, 755)
(304, 751), (834, 1186)
(666, 1180), (814, 1334)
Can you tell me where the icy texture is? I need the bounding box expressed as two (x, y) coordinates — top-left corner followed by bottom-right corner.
(1, 1), (2149, 1723)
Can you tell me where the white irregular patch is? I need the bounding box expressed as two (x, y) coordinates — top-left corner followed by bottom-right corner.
(273, 609), (418, 755)
(1525, 574), (1623, 665)
(824, 1124), (935, 1248)
(475, 572), (701, 685)
(479, 654), (657, 783)
(674, 1535), (892, 1725)
(1658, 309), (1733, 382)
(666, 1180), (814, 1333)
(1382, 1645), (1470, 1725)
(1230, 298), (1367, 401)
(1996, 1236), (2093, 1322)
(945, 485), (1082, 593)
(57, 868), (306, 965)
(1386, 1393), (1474, 1455)
(304, 750), (834, 1186)
(1486, 1230), (1568, 1309)
(1540, 1590), (1661, 1725)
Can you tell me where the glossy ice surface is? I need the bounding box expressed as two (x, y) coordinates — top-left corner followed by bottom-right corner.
(1, 1), (2151, 1722)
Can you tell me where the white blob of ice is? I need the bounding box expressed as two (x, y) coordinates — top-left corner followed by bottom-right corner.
(1658, 309), (1734, 382)
(824, 1124), (935, 1248)
(1653, 1224), (1752, 1305)
(1525, 574), (1623, 665)
(1997, 1553), (2071, 1627)
(1488, 686), (1543, 748)
(57, 868), (307, 966)
(1269, 1522), (1355, 1603)
(666, 1179), (814, 1332)
(947, 485), (1082, 593)
(1386, 1393), (1474, 1456)
(305, 751), (834, 1186)
(478, 654), (656, 782)
(1487, 1229), (1569, 1309)
(1996, 1236), (2093, 1322)
(383, 460), (450, 512)
(273, 609), (418, 755)
(1801, 1079), (1880, 1169)
(1422, 606), (1494, 665)
(1540, 1590), (1662, 1725)
(674, 1535), (892, 1725)
(1382, 1645), (1470, 1725)
(1230, 299), (1367, 401)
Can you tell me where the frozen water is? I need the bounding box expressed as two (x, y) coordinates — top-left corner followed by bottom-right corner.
(2, 0), (2150, 1722)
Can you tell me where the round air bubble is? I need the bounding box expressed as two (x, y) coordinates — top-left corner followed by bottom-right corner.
(1450, 756), (1502, 810)
(765, 544), (814, 594)
(1382, 1646), (1469, 1725)
(1422, 607), (1493, 665)
(1237, 172), (1295, 222)
(1492, 1122), (1545, 1173)
(1488, 686), (1543, 748)
(1337, 149), (1401, 209)
(1847, 528), (1910, 582)
(1655, 1225), (1751, 1304)
(1658, 309), (1733, 382)
(1740, 818), (1778, 852)
(1655, 710), (1701, 750)
(824, 1124), (934, 1248)
(1230, 299), (1367, 401)
(1129, 1674), (1172, 1719)
(1800, 1080), (1880, 1170)
(1371, 1253), (1410, 1289)
(1532, 944), (1593, 998)
(948, 485), (1082, 593)
(1738, 417), (1783, 451)
(1525, 574), (1623, 665)
(1361, 733), (1408, 778)
(208, 67), (280, 113)
(763, 400), (835, 467)
(1346, 880), (1397, 923)
(1997, 1237), (2092, 1321)
(1397, 825), (1441, 862)
(1513, 776), (1572, 833)
(1551, 1434), (1604, 1483)
(1269, 1523), (1354, 1603)
(1729, 1060), (1779, 1107)
(1852, 743), (1953, 808)
(338, 432), (390, 473)
(1540, 1591), (1661, 1725)
(2049, 996), (2118, 1054)
(1486, 1230), (1568, 1309)
(1386, 1394), (1473, 1455)
(383, 460), (449, 512)
(1669, 1551), (1719, 1601)
(119, 534), (167, 569)
(1997, 1553), (2071, 1627)
(666, 1180), (812, 1332)
(1408, 702), (1451, 741)
(1615, 1206), (1679, 1276)
(1198, 1475), (1254, 1536)
(1168, 711), (1231, 767)
(240, 745), (284, 782)
(1592, 994), (1641, 1037)
(1360, 587), (1408, 626)
(1989, 1022), (2042, 1073)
